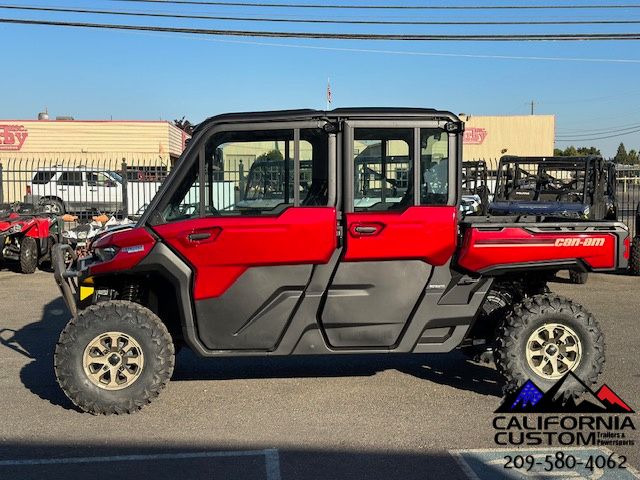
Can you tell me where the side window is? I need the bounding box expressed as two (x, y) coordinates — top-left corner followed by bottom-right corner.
(59, 171), (84, 186)
(162, 127), (328, 222)
(32, 171), (56, 184)
(353, 128), (413, 212)
(420, 129), (449, 206)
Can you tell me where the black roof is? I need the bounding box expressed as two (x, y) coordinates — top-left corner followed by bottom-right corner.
(193, 107), (458, 135)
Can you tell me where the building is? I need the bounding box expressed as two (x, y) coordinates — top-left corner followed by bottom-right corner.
(460, 114), (555, 169)
(0, 116), (189, 203)
(0, 118), (188, 168)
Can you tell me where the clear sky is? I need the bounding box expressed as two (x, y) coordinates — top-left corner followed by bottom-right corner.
(1, 0), (639, 157)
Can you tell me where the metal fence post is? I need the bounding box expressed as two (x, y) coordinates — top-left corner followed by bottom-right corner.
(0, 162), (3, 204)
(121, 159), (129, 218)
(238, 160), (245, 201)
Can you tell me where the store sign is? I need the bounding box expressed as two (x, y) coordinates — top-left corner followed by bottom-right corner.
(0, 125), (29, 151)
(464, 127), (488, 145)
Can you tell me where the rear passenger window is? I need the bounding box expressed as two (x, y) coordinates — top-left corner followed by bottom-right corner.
(353, 128), (414, 212)
(32, 171), (56, 184)
(59, 172), (84, 186)
(420, 129), (449, 206)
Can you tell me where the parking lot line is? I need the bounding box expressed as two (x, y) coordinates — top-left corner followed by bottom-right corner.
(0, 448), (281, 480)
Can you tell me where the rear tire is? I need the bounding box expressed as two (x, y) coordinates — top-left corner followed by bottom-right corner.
(19, 237), (38, 274)
(568, 270), (588, 284)
(630, 236), (640, 276)
(495, 294), (604, 399)
(55, 300), (175, 414)
(40, 198), (65, 215)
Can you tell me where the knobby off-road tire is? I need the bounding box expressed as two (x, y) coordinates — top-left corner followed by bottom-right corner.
(568, 270), (589, 284)
(495, 294), (604, 399)
(19, 236), (38, 274)
(630, 236), (640, 276)
(55, 300), (175, 415)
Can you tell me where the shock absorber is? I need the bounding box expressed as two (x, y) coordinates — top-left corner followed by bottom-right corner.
(121, 283), (140, 303)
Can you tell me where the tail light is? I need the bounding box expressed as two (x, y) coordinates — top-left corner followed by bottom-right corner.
(26, 185), (31, 195)
(624, 236), (630, 260)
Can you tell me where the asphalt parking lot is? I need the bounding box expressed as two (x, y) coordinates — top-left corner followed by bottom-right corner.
(0, 268), (638, 480)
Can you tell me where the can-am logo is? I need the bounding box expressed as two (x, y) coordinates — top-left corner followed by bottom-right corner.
(555, 238), (605, 247)
(0, 125), (29, 151)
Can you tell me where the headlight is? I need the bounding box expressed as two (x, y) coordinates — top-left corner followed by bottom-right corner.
(94, 246), (118, 262)
(8, 224), (22, 234)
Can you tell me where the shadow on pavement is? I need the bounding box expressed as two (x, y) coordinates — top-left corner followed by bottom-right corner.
(2, 296), (502, 412)
(0, 441), (489, 480)
(0, 297), (78, 411)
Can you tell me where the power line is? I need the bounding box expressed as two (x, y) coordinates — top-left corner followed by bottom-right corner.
(134, 30), (640, 63)
(5, 4), (640, 26)
(557, 123), (640, 138)
(3, 17), (640, 41)
(109, 0), (640, 11)
(556, 128), (640, 141)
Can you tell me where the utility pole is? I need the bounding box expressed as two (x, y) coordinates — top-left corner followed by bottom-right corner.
(530, 100), (535, 115)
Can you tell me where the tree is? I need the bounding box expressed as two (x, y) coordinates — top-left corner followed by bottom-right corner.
(614, 143), (629, 164)
(628, 149), (639, 165)
(554, 145), (600, 157)
(173, 116), (194, 135)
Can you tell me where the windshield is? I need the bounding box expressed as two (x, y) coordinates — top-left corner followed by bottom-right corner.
(107, 171), (123, 183)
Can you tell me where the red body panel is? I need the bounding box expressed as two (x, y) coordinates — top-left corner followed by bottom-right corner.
(457, 227), (617, 273)
(152, 207), (337, 300)
(89, 227), (156, 275)
(0, 215), (51, 239)
(344, 206), (458, 265)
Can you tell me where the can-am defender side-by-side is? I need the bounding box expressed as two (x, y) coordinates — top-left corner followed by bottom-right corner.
(52, 109), (629, 414)
(488, 156), (617, 284)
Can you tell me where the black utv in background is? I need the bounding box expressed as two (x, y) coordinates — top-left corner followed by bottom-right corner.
(488, 156), (617, 284)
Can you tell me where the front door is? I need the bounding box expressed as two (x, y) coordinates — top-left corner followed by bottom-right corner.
(320, 122), (458, 348)
(152, 123), (338, 351)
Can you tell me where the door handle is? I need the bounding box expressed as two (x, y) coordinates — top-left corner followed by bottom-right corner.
(188, 232), (212, 242)
(349, 222), (384, 237)
(354, 226), (378, 234)
(182, 227), (221, 246)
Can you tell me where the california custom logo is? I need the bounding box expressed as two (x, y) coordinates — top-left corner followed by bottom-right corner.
(493, 372), (636, 447)
(0, 125), (29, 151)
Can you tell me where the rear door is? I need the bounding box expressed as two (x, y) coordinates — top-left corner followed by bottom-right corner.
(151, 121), (338, 351)
(320, 120), (459, 348)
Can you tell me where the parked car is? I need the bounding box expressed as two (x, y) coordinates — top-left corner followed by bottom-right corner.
(52, 108), (628, 414)
(27, 167), (124, 215)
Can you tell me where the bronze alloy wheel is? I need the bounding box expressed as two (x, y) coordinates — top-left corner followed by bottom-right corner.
(525, 323), (582, 380)
(82, 331), (145, 390)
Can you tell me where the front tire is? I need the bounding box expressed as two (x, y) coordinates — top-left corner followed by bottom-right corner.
(495, 294), (604, 399)
(19, 236), (38, 274)
(55, 301), (175, 414)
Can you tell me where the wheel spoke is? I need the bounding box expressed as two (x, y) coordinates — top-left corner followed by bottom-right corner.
(108, 333), (121, 351)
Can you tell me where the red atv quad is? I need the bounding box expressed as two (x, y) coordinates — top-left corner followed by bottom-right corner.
(0, 204), (61, 274)
(52, 109), (629, 414)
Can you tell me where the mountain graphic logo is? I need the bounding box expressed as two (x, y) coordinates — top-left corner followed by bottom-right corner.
(495, 371), (634, 413)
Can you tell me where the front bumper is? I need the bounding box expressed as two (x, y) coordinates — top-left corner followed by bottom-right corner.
(52, 244), (89, 317)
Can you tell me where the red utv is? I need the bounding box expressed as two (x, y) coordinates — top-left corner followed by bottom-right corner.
(52, 109), (629, 414)
(0, 204), (60, 273)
